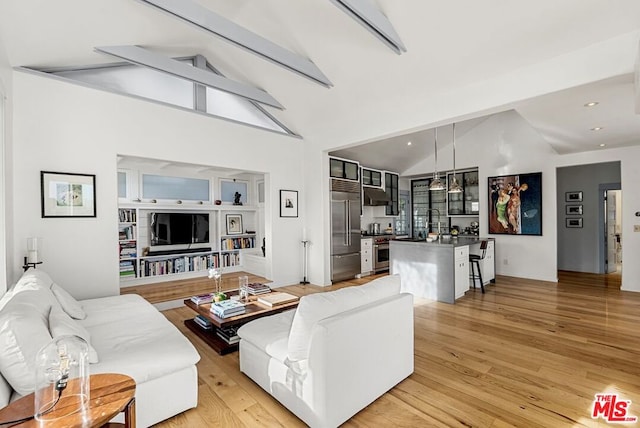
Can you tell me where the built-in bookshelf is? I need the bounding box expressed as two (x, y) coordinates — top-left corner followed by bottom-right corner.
(118, 206), (259, 285)
(119, 208), (138, 279)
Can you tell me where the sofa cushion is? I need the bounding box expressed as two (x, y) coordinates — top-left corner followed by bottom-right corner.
(51, 283), (86, 320)
(14, 269), (54, 291)
(0, 373), (11, 408)
(287, 274), (401, 362)
(237, 309), (295, 364)
(0, 290), (54, 396)
(0, 269), (55, 312)
(48, 305), (99, 363)
(79, 294), (200, 384)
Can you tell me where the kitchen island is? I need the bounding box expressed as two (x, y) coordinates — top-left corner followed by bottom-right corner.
(389, 236), (495, 303)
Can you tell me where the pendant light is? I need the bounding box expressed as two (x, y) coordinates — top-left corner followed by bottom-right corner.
(448, 122), (463, 193)
(429, 127), (445, 191)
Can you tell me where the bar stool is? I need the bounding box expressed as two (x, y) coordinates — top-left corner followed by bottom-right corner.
(469, 240), (488, 293)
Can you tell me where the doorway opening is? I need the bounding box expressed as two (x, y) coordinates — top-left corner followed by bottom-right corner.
(556, 162), (621, 286)
(601, 186), (621, 275)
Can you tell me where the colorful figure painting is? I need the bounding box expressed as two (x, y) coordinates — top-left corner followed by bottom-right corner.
(488, 172), (542, 235)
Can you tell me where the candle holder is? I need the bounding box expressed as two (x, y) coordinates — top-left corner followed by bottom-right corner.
(23, 237), (43, 271)
(300, 240), (310, 285)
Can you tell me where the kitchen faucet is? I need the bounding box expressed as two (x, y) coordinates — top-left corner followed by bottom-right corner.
(426, 208), (441, 240)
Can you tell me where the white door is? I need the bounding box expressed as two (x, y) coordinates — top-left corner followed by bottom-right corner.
(605, 190), (617, 273)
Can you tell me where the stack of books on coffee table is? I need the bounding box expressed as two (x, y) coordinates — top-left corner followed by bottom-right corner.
(216, 326), (240, 344)
(257, 292), (299, 307)
(190, 293), (215, 305)
(193, 315), (213, 330)
(247, 282), (271, 295)
(210, 299), (246, 318)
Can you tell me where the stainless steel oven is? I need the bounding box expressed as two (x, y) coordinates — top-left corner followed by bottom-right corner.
(373, 236), (393, 272)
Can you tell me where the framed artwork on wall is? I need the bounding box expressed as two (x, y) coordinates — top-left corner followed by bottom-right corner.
(566, 218), (583, 228)
(280, 190), (298, 218)
(225, 214), (243, 235)
(488, 172), (542, 235)
(566, 205), (583, 215)
(41, 171), (96, 218)
(565, 191), (583, 202)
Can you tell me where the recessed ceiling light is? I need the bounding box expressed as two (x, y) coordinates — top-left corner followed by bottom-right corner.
(599, 143), (606, 147)
(407, 141), (412, 146)
(584, 101), (599, 107)
(591, 127), (604, 131)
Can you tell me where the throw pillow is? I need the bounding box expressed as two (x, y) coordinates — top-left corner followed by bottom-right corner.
(51, 283), (86, 320)
(48, 306), (99, 364)
(0, 295), (53, 396)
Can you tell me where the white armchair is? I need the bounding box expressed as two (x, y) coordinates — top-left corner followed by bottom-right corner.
(238, 275), (414, 428)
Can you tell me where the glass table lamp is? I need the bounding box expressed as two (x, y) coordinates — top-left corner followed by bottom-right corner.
(34, 335), (90, 425)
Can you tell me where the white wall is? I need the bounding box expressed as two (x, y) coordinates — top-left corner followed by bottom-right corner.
(0, 35), (12, 295)
(303, 145), (329, 285)
(11, 72), (305, 299)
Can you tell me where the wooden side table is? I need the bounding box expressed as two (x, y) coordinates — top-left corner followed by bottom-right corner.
(0, 373), (136, 428)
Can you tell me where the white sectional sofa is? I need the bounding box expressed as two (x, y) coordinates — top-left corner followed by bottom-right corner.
(238, 274), (414, 428)
(0, 269), (200, 427)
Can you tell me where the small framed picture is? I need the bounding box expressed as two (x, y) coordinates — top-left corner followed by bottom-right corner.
(225, 214), (243, 235)
(41, 171), (96, 218)
(566, 218), (583, 228)
(566, 205), (583, 215)
(565, 191), (583, 202)
(280, 190), (298, 218)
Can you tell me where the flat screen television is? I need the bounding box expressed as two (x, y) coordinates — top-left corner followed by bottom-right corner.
(150, 212), (209, 246)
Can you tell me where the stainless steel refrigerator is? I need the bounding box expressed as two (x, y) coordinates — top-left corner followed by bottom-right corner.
(331, 184), (361, 282)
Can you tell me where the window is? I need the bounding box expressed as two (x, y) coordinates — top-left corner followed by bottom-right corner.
(257, 180), (265, 204)
(31, 56), (296, 136)
(117, 172), (127, 199)
(395, 190), (410, 236)
(220, 179), (248, 204)
(142, 174), (210, 202)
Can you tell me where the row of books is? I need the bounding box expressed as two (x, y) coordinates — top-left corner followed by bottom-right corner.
(247, 283), (271, 295)
(220, 237), (256, 251)
(118, 209), (136, 223)
(119, 241), (137, 258)
(221, 252), (240, 267)
(119, 225), (136, 241)
(140, 254), (219, 277)
(119, 260), (136, 278)
(211, 299), (245, 318)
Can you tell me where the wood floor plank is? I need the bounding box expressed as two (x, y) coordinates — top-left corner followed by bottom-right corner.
(150, 272), (640, 427)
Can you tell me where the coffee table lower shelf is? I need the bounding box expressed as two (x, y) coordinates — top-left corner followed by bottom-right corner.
(184, 318), (238, 355)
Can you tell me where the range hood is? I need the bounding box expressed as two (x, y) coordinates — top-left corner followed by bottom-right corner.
(363, 187), (390, 206)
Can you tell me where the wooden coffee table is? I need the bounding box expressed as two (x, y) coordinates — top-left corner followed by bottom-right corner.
(0, 373), (136, 428)
(184, 292), (299, 355)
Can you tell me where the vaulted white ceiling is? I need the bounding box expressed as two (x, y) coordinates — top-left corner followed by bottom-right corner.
(1, 0), (639, 172)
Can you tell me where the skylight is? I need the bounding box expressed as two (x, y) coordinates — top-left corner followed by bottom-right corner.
(23, 55), (297, 137)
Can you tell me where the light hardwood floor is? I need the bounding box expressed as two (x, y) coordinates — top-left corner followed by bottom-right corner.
(153, 272), (640, 427)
